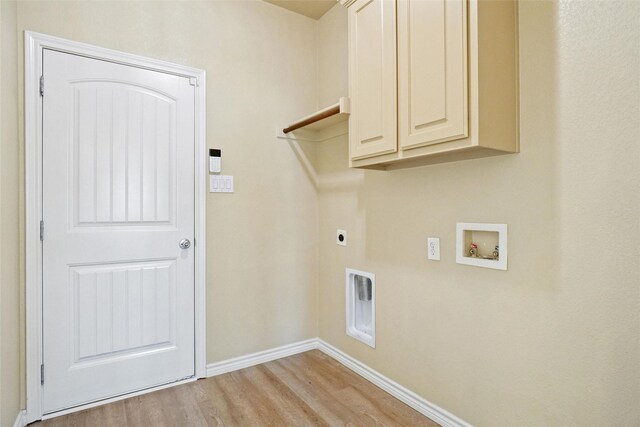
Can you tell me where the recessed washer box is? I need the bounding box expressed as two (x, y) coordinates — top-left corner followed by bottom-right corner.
(456, 223), (508, 270)
(345, 269), (375, 348)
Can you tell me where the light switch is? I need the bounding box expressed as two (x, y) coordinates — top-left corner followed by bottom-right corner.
(210, 175), (234, 193)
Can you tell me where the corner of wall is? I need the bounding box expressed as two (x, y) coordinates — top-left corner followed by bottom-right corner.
(0, 0), (26, 426)
(1, 1), (24, 426)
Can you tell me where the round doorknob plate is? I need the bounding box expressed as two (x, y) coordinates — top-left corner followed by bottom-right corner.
(179, 239), (191, 249)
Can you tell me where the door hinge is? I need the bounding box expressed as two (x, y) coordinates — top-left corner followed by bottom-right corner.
(39, 76), (44, 97)
(40, 220), (44, 241)
(40, 364), (44, 385)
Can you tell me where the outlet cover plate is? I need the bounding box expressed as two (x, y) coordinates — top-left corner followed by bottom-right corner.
(427, 237), (440, 260)
(337, 229), (347, 246)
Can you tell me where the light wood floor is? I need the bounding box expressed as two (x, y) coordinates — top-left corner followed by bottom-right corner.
(32, 350), (439, 427)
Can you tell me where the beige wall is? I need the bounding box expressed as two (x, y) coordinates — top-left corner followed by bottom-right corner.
(317, 2), (348, 109)
(4, 0), (322, 414)
(1, 1), (23, 425)
(316, 1), (639, 426)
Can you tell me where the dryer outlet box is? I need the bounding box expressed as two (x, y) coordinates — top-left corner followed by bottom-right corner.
(337, 229), (347, 246)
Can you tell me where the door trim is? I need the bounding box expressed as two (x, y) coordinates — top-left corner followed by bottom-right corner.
(25, 31), (207, 423)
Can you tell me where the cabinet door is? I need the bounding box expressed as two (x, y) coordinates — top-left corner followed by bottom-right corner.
(398, 0), (468, 150)
(349, 0), (397, 160)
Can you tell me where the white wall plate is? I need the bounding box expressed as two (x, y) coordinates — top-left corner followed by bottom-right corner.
(337, 229), (347, 246)
(210, 175), (234, 193)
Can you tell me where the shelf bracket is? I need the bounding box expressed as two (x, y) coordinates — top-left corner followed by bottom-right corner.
(278, 97), (350, 140)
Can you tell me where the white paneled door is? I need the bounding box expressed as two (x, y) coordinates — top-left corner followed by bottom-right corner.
(42, 49), (196, 413)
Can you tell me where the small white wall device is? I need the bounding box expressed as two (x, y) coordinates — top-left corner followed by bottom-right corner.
(209, 149), (221, 173)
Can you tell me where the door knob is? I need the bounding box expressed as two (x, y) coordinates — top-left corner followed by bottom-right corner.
(179, 239), (191, 249)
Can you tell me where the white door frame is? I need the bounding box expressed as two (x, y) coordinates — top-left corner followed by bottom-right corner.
(25, 31), (207, 423)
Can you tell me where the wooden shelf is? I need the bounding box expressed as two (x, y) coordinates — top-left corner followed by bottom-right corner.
(279, 97), (350, 141)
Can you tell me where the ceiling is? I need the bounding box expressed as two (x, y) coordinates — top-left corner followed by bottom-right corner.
(263, 0), (337, 20)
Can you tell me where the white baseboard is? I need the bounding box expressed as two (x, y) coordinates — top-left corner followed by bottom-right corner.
(206, 338), (317, 377)
(206, 337), (471, 427)
(13, 410), (26, 427)
(316, 339), (472, 427)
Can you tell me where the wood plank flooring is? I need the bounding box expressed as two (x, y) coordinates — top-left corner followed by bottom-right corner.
(33, 350), (439, 427)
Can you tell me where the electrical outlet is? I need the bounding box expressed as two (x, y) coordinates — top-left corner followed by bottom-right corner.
(337, 229), (347, 246)
(427, 237), (440, 260)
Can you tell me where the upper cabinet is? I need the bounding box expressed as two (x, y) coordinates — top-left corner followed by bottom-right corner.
(343, 0), (519, 170)
(348, 0), (397, 160)
(398, 0), (468, 150)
